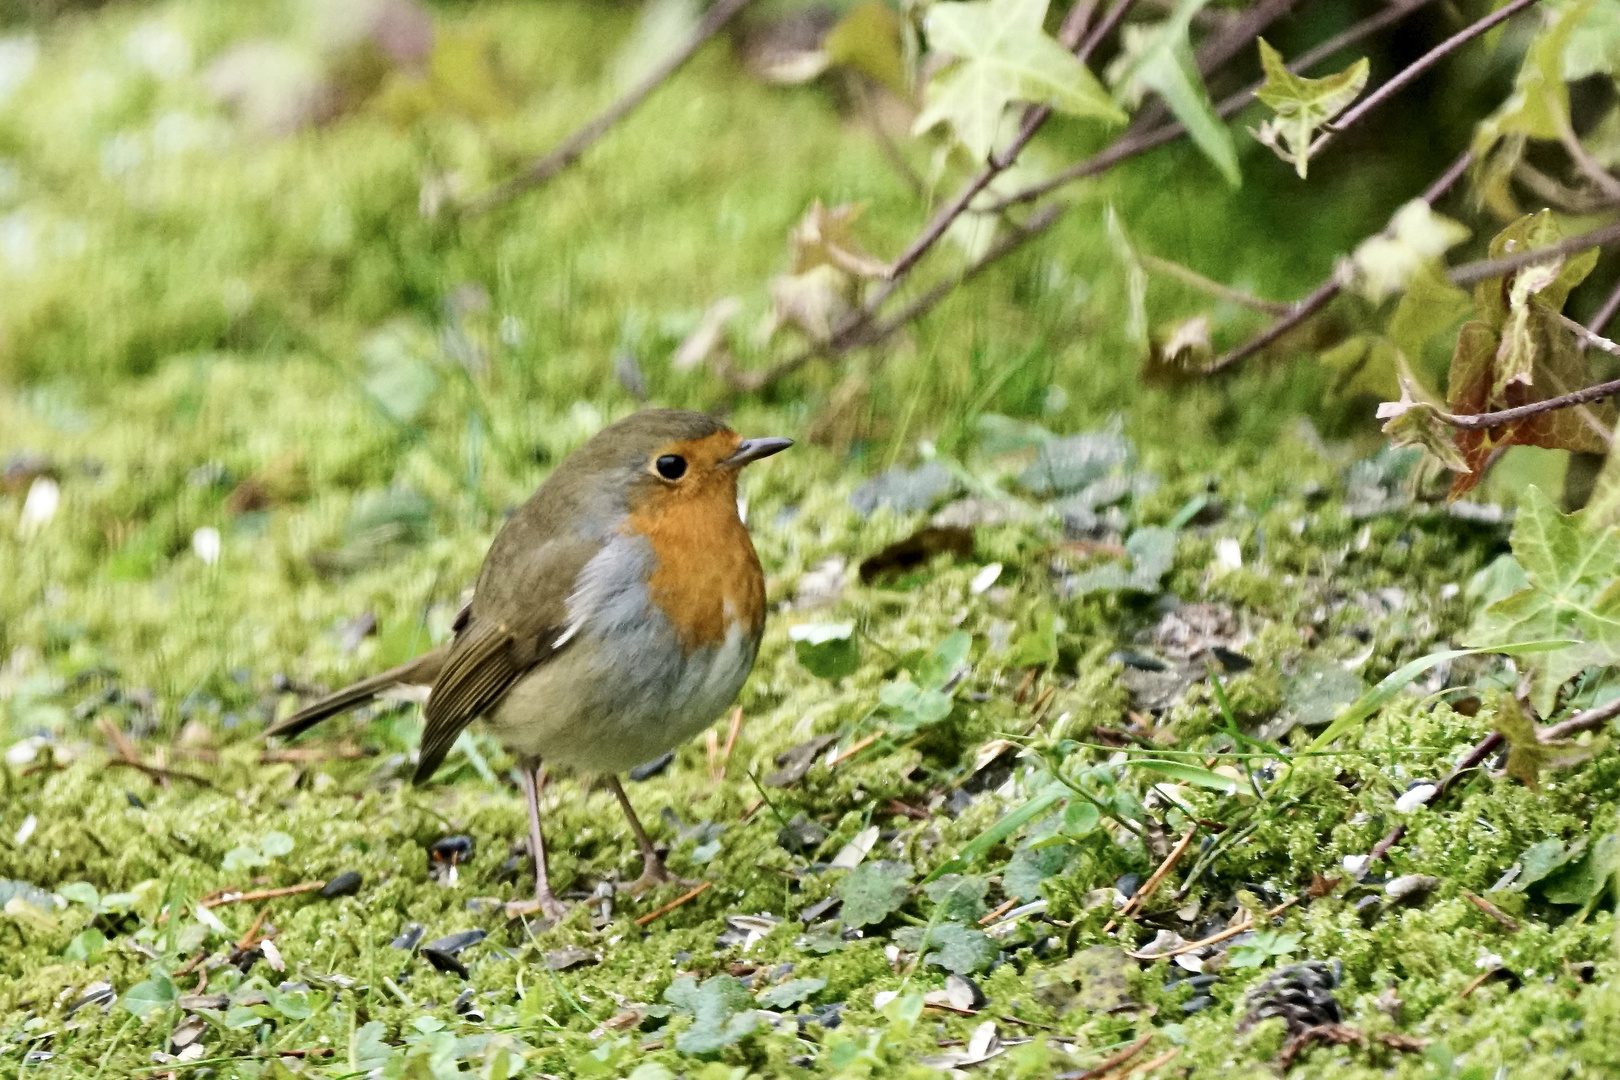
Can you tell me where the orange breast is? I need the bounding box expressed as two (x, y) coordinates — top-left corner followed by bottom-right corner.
(623, 489), (765, 652)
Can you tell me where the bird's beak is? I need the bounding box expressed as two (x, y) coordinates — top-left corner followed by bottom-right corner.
(723, 436), (793, 468)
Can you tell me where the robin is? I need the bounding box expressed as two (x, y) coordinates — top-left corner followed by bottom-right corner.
(265, 409), (791, 919)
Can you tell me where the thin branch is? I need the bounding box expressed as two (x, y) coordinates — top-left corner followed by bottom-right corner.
(1555, 113), (1620, 204)
(1553, 310), (1620, 357)
(1312, 0), (1547, 152)
(989, 0), (1439, 210)
(1588, 277), (1620, 339)
(461, 0), (755, 215)
(1140, 253), (1292, 315)
(882, 0), (1138, 284)
(1369, 695), (1620, 867)
(723, 204), (1064, 390)
(1205, 148), (1473, 373)
(1434, 375), (1620, 430)
(1448, 220), (1620, 286)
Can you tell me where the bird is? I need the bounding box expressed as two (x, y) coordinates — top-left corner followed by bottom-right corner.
(265, 409), (791, 919)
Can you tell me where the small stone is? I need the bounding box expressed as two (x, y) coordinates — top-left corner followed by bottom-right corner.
(628, 752), (675, 781)
(320, 871), (362, 899)
(546, 947), (598, 971)
(391, 924), (425, 951)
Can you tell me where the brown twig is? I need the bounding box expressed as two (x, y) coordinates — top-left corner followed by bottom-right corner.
(1461, 890), (1521, 932)
(106, 758), (216, 789)
(827, 734), (879, 769)
(1312, 0), (1547, 153)
(1071, 1032), (1154, 1079)
(1459, 967), (1504, 999)
(634, 880), (712, 926)
(1366, 733), (1504, 866)
(1106, 826), (1197, 931)
(461, 0), (755, 215)
(1109, 1046), (1182, 1078)
(200, 880), (325, 909)
(237, 904), (273, 950)
(1141, 253), (1292, 315)
(979, 897), (1020, 925)
(1125, 895), (1299, 959)
(1429, 373), (1620, 431)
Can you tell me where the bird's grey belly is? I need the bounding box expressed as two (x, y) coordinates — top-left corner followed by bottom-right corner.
(481, 619), (760, 773)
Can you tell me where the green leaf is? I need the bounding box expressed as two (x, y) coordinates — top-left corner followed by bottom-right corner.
(1351, 200), (1471, 304)
(1488, 690), (1609, 788)
(924, 874), (989, 922)
(790, 622), (861, 680)
(1108, 0), (1239, 185)
(1465, 486), (1620, 715)
(1511, 837), (1584, 892)
(879, 679), (955, 731)
(924, 780), (1067, 882)
(920, 922), (998, 975)
(1474, 1), (1592, 161)
(1542, 830), (1620, 906)
(1004, 844), (1072, 901)
(1228, 928), (1302, 968)
(838, 861), (913, 926)
(224, 1006), (264, 1030)
(260, 831), (295, 857)
(1250, 39), (1367, 179)
(756, 977), (827, 1010)
(59, 882), (98, 907)
(665, 975), (758, 1055)
(123, 970), (177, 1018)
(1065, 526), (1177, 595)
(1380, 389), (1471, 474)
(64, 927), (106, 961)
(918, 630), (973, 688)
(1301, 638), (1574, 757)
(353, 1020), (394, 1071)
(914, 0), (1125, 159)
(1125, 758), (1238, 794)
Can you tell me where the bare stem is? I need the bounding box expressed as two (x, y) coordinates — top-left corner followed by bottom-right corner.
(1204, 148), (1474, 373)
(462, 0), (754, 216)
(1140, 253), (1291, 315)
(883, 0), (1138, 284)
(1588, 277), (1620, 338)
(1312, 0), (1547, 154)
(990, 0), (1440, 210)
(1434, 374), (1620, 430)
(1448, 220), (1620, 287)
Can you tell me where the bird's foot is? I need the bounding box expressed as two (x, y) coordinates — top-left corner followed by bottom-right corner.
(617, 855), (700, 896)
(505, 890), (569, 921)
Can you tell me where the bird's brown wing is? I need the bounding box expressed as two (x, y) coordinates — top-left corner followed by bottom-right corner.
(412, 532), (599, 783)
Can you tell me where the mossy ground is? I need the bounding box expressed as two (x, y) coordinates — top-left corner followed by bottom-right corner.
(0, 1), (1614, 1077)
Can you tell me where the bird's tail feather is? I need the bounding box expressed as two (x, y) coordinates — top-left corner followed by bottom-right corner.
(264, 648), (448, 741)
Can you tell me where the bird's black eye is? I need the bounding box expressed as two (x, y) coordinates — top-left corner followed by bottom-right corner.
(655, 454), (687, 480)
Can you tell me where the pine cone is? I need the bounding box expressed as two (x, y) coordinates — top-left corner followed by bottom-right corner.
(1237, 960), (1343, 1035)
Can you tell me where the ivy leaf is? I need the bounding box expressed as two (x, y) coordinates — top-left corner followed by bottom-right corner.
(1473, 1), (1591, 166)
(1378, 380), (1471, 474)
(837, 860), (912, 926)
(924, 874), (989, 922)
(918, 922), (998, 975)
(756, 977), (827, 1010)
(1107, 0), (1239, 186)
(664, 975), (758, 1055)
(1488, 691), (1609, 788)
(1351, 200), (1470, 304)
(1250, 39), (1368, 178)
(1445, 213), (1611, 497)
(914, 0), (1124, 160)
(1464, 486), (1620, 714)
(1510, 836), (1585, 892)
(1065, 526), (1176, 595)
